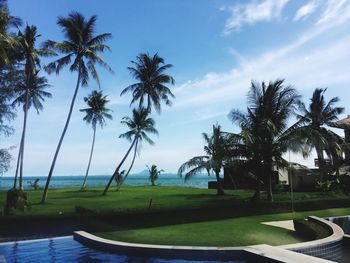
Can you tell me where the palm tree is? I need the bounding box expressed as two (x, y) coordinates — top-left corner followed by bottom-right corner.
(178, 124), (227, 195)
(41, 12), (112, 203)
(120, 53), (175, 113)
(12, 25), (53, 190)
(229, 80), (302, 201)
(80, 90), (112, 189)
(0, 0), (22, 66)
(147, 164), (163, 186)
(297, 88), (344, 180)
(12, 74), (51, 189)
(103, 107), (158, 195)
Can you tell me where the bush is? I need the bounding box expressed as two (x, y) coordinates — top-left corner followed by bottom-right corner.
(293, 219), (331, 240)
(273, 181), (287, 193)
(315, 179), (341, 192)
(4, 189), (31, 215)
(75, 205), (94, 214)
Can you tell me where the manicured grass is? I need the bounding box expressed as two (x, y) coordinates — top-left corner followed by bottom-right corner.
(1, 186), (350, 246)
(97, 207), (350, 247)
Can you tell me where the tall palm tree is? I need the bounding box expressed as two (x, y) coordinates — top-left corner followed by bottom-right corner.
(41, 12), (112, 203)
(0, 0), (21, 66)
(80, 90), (112, 189)
(103, 107), (158, 195)
(12, 25), (53, 190)
(147, 164), (163, 186)
(178, 124), (227, 195)
(297, 88), (344, 180)
(229, 80), (302, 201)
(120, 53), (175, 113)
(12, 74), (51, 189)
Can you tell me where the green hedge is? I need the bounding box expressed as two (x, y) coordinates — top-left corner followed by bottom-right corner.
(293, 219), (331, 240)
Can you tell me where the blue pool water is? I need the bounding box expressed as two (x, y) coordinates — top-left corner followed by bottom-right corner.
(0, 236), (246, 263)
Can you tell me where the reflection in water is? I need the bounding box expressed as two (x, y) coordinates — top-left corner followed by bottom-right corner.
(327, 215), (350, 263)
(0, 236), (245, 263)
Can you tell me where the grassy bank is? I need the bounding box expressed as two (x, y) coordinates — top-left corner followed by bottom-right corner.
(1, 186), (350, 245)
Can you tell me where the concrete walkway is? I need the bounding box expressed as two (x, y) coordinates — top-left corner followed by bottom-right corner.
(261, 220), (295, 231)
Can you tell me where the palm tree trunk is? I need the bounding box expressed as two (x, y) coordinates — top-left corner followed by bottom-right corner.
(266, 162), (274, 202)
(41, 70), (81, 203)
(316, 147), (326, 181)
(13, 135), (23, 189)
(81, 126), (96, 189)
(215, 170), (224, 195)
(116, 139), (138, 191)
(19, 89), (30, 190)
(102, 137), (137, 196)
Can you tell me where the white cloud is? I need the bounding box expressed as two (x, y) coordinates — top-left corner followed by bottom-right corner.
(223, 0), (289, 34)
(316, 0), (350, 25)
(294, 0), (319, 21)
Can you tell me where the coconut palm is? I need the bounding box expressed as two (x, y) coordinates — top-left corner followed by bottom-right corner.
(228, 80), (302, 201)
(12, 24), (53, 190)
(41, 12), (113, 203)
(297, 88), (344, 180)
(0, 0), (21, 66)
(178, 124), (227, 195)
(80, 90), (112, 189)
(147, 164), (163, 186)
(103, 107), (158, 195)
(120, 53), (175, 113)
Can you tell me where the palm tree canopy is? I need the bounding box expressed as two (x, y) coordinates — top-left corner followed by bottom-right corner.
(0, 0), (22, 66)
(120, 53), (175, 113)
(43, 12), (113, 87)
(296, 88), (345, 158)
(227, 80), (305, 179)
(147, 164), (163, 180)
(12, 74), (51, 113)
(178, 124), (227, 181)
(119, 107), (158, 146)
(80, 90), (112, 129)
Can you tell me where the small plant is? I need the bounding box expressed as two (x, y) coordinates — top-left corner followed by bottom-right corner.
(114, 170), (125, 189)
(4, 189), (31, 215)
(75, 205), (94, 214)
(315, 179), (341, 192)
(147, 165), (163, 186)
(273, 181), (287, 193)
(27, 178), (40, 190)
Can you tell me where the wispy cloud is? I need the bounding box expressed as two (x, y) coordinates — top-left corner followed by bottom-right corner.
(175, 3), (350, 109)
(294, 0), (319, 21)
(222, 0), (289, 34)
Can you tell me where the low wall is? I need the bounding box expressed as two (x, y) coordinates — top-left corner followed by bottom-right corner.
(280, 216), (343, 261)
(73, 231), (334, 262)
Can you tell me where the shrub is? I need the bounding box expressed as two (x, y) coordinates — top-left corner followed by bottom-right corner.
(293, 219), (331, 240)
(4, 189), (31, 215)
(315, 179), (341, 192)
(75, 205), (94, 214)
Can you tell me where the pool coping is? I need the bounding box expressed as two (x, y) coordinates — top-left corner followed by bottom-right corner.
(279, 216), (344, 250)
(73, 216), (339, 263)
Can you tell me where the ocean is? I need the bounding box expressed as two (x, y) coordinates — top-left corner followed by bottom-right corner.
(0, 174), (212, 190)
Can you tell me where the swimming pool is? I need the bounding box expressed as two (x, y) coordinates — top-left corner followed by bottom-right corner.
(0, 236), (246, 263)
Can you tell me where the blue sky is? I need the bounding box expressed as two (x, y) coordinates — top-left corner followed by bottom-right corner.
(3, 0), (350, 176)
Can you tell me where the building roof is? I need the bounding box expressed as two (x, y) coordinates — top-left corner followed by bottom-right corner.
(332, 115), (350, 129)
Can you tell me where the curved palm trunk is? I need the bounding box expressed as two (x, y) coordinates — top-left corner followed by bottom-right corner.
(215, 170), (224, 195)
(41, 70), (81, 203)
(13, 135), (23, 189)
(116, 139), (139, 191)
(19, 89), (30, 190)
(102, 137), (137, 196)
(81, 126), (96, 189)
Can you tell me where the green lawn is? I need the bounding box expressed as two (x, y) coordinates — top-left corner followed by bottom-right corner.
(1, 186), (350, 246)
